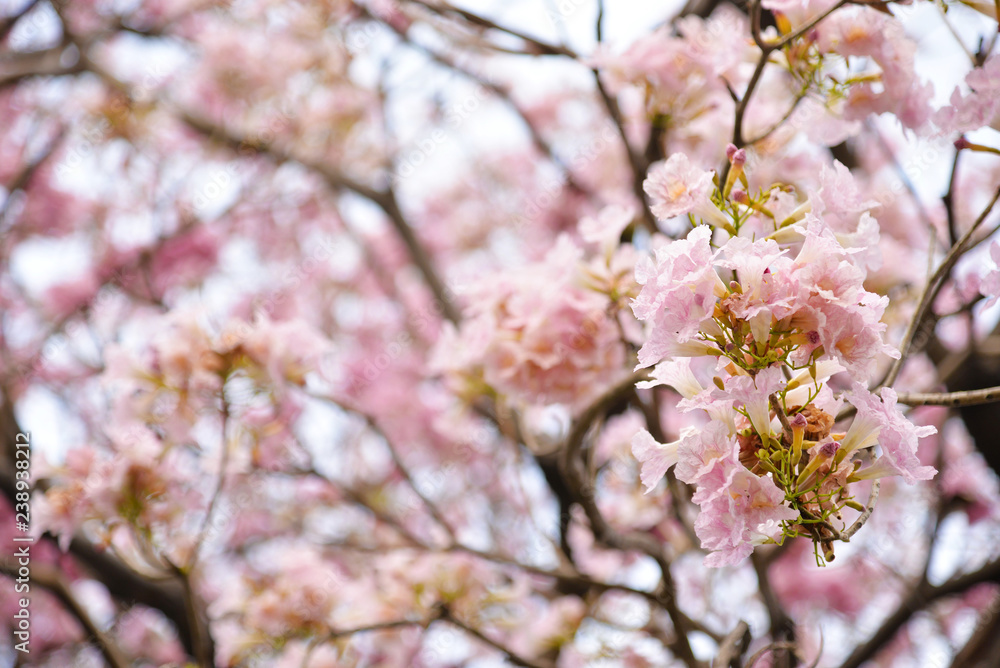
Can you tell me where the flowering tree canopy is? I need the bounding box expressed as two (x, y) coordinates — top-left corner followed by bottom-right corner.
(2, 0), (1000, 666)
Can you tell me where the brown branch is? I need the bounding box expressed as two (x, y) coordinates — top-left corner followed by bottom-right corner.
(0, 389), (199, 657)
(895, 386), (1000, 407)
(359, 412), (457, 542)
(948, 590), (1000, 668)
(769, 393), (793, 446)
(0, 42), (83, 89)
(944, 146), (962, 246)
(559, 371), (700, 667)
(772, 0), (849, 48)
(183, 109), (460, 324)
(724, 0), (847, 181)
(454, 543), (718, 641)
(189, 397), (231, 569)
(591, 69), (656, 233)
(752, 552), (796, 668)
(841, 480), (879, 540)
(404, 0), (577, 57)
(370, 10), (593, 202)
(715, 620), (751, 668)
(77, 53), (461, 325)
(318, 607), (442, 642)
(589, 0), (655, 233)
(170, 564), (214, 668)
(441, 606), (554, 668)
(744, 92), (807, 147)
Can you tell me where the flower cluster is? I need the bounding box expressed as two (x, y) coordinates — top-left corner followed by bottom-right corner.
(632, 149), (936, 566)
(433, 231), (635, 411)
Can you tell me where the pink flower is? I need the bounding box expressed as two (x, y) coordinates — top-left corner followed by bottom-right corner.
(637, 358), (705, 399)
(674, 421), (743, 502)
(810, 163), (883, 270)
(632, 428), (686, 492)
(149, 227), (221, 296)
(712, 367), (786, 441)
(643, 154), (729, 227)
(115, 608), (186, 665)
(842, 384), (937, 483)
(633, 421), (741, 497)
(579, 203), (636, 250)
(762, 0), (840, 25)
(435, 237), (627, 409)
(695, 468), (799, 567)
(719, 236), (797, 344)
(42, 272), (101, 318)
(594, 12), (748, 158)
(238, 316), (333, 388)
(632, 225), (725, 367)
(816, 8), (934, 130)
(814, 162), (880, 233)
(787, 222), (897, 379)
(935, 55), (1000, 136)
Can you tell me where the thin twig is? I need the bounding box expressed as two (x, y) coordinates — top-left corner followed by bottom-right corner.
(943, 144), (962, 246)
(841, 480), (879, 540)
(770, 393), (793, 446)
(318, 609), (442, 642)
(441, 607), (554, 668)
(363, 413), (457, 542)
(373, 10), (594, 201)
(404, 0), (577, 57)
(878, 186), (1000, 390)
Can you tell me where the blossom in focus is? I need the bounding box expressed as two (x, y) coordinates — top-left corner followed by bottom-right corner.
(842, 384), (937, 484)
(632, 225), (725, 368)
(643, 154), (719, 223)
(695, 467), (800, 567)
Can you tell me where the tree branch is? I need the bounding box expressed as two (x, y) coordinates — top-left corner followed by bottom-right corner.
(559, 371), (700, 667)
(895, 386), (1000, 407)
(404, 0), (577, 57)
(77, 54), (462, 324)
(441, 606), (554, 668)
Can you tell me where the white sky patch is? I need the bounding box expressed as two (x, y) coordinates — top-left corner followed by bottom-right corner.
(10, 234), (92, 295)
(184, 161), (244, 220)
